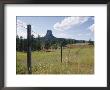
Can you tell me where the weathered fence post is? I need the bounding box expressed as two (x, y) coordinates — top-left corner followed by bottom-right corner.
(61, 42), (62, 63)
(27, 24), (32, 74)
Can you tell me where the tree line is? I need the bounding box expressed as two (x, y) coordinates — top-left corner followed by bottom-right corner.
(16, 34), (94, 52)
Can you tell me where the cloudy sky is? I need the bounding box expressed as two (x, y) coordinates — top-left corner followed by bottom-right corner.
(17, 16), (94, 41)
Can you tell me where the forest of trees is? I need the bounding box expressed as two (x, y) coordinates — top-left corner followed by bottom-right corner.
(16, 35), (94, 52)
(16, 35), (75, 52)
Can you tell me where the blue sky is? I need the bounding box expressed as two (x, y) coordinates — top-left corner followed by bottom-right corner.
(17, 16), (94, 41)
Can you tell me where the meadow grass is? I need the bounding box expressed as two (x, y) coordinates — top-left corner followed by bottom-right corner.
(16, 46), (94, 74)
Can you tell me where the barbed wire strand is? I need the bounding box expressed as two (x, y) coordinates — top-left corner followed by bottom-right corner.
(17, 24), (38, 37)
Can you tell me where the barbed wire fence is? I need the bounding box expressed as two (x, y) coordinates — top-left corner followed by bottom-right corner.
(17, 20), (64, 74)
(16, 20), (93, 74)
(16, 22), (78, 74)
(17, 21), (38, 74)
(17, 22), (62, 74)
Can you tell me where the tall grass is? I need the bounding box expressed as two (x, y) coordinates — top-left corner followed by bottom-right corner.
(16, 46), (94, 74)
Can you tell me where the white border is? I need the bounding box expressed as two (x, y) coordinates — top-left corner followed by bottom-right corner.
(5, 4), (107, 87)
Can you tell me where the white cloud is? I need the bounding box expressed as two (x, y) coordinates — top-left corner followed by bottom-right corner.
(53, 16), (89, 31)
(17, 20), (27, 38)
(78, 34), (83, 36)
(88, 24), (94, 32)
(39, 33), (45, 37)
(17, 29), (27, 39)
(17, 20), (41, 38)
(17, 27), (45, 39)
(55, 32), (74, 39)
(17, 19), (27, 29)
(32, 32), (45, 37)
(17, 29), (43, 39)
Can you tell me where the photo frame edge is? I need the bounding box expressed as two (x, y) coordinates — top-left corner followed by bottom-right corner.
(0, 0), (109, 89)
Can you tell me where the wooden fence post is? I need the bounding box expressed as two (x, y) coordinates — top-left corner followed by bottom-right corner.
(61, 42), (62, 63)
(27, 24), (32, 74)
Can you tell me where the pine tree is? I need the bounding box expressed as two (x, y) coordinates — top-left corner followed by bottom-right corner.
(36, 34), (41, 51)
(16, 35), (20, 51)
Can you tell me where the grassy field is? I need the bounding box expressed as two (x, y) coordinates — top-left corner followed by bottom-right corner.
(16, 45), (94, 74)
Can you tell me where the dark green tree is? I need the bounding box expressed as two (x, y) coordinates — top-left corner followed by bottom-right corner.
(36, 34), (41, 51)
(19, 36), (24, 51)
(16, 35), (20, 51)
(44, 41), (51, 50)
